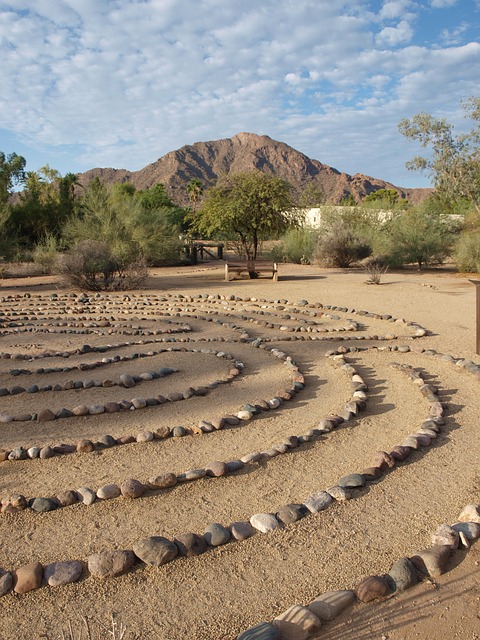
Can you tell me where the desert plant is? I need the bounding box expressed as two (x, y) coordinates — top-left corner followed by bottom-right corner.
(56, 240), (147, 291)
(454, 230), (480, 273)
(270, 227), (318, 264)
(33, 233), (61, 274)
(362, 255), (389, 284)
(313, 220), (371, 268)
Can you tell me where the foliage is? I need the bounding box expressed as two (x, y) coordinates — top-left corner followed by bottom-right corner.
(454, 230), (480, 273)
(191, 171), (300, 259)
(186, 178), (204, 212)
(299, 182), (324, 208)
(362, 188), (408, 209)
(362, 256), (389, 284)
(33, 233), (61, 274)
(382, 207), (455, 269)
(64, 180), (182, 265)
(313, 220), (371, 268)
(339, 193), (356, 206)
(0, 151), (26, 206)
(136, 183), (187, 230)
(398, 97), (480, 213)
(270, 227), (318, 264)
(56, 239), (148, 291)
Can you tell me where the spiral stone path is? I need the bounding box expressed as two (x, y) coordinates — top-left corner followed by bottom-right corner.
(0, 264), (478, 640)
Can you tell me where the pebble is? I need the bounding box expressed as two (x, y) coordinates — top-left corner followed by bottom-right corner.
(387, 557), (419, 592)
(410, 545), (451, 577)
(355, 575), (392, 602)
(230, 521), (255, 541)
(177, 468), (206, 482)
(56, 490), (78, 507)
(97, 484), (121, 500)
(250, 513), (280, 533)
(304, 491), (333, 513)
(337, 474), (366, 489)
(77, 487), (96, 505)
(13, 562), (43, 594)
(77, 439), (95, 453)
(89, 404), (105, 415)
(451, 521), (480, 542)
(1, 494), (27, 514)
(119, 373), (136, 388)
(326, 486), (351, 501)
(155, 425), (171, 439)
(458, 504), (480, 523)
(172, 426), (187, 437)
(431, 524), (459, 549)
(205, 461), (228, 477)
(174, 532), (208, 557)
(308, 590), (355, 621)
(8, 447), (28, 461)
(0, 571), (12, 597)
(87, 550), (135, 578)
(132, 536), (178, 566)
(204, 523), (231, 546)
(136, 431), (154, 442)
(273, 604), (321, 640)
(236, 622), (280, 640)
(120, 479), (145, 498)
(276, 504), (307, 524)
(37, 408), (56, 422)
(147, 473), (177, 489)
(44, 560), (83, 586)
(30, 497), (58, 512)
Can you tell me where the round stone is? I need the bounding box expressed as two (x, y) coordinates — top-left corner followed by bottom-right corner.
(250, 513), (280, 533)
(120, 479), (145, 499)
(204, 523), (231, 546)
(174, 533), (208, 557)
(355, 575), (392, 602)
(87, 550), (135, 578)
(96, 484), (121, 500)
(133, 536), (178, 566)
(30, 497), (58, 512)
(44, 560), (83, 586)
(387, 557), (419, 592)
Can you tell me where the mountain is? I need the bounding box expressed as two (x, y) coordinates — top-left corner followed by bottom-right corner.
(77, 132), (432, 206)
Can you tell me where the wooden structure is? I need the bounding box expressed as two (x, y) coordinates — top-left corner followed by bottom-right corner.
(184, 241), (224, 264)
(224, 260), (278, 282)
(469, 279), (480, 355)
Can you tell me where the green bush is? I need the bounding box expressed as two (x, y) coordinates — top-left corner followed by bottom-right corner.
(270, 228), (318, 264)
(454, 231), (480, 273)
(33, 233), (60, 274)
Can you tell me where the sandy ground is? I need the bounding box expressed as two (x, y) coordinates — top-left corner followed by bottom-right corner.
(0, 263), (479, 640)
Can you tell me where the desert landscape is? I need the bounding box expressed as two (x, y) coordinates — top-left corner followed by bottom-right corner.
(0, 262), (479, 640)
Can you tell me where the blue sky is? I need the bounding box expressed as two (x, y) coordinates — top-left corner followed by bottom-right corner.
(0, 0), (479, 188)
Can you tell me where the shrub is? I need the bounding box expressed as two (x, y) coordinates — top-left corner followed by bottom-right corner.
(362, 256), (389, 284)
(56, 240), (147, 291)
(454, 231), (480, 273)
(313, 220), (371, 268)
(270, 228), (317, 264)
(33, 233), (60, 274)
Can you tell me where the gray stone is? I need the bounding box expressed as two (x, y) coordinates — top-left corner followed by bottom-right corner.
(337, 473), (366, 488)
(230, 521), (255, 541)
(147, 473), (177, 489)
(132, 536), (178, 566)
(0, 571), (12, 597)
(172, 426), (187, 437)
(174, 533), (208, 557)
(410, 545), (451, 577)
(44, 560), (83, 586)
(30, 497), (58, 512)
(276, 504), (307, 524)
(204, 523), (231, 546)
(136, 431), (154, 442)
(304, 491), (333, 513)
(119, 373), (136, 388)
(387, 557), (419, 592)
(77, 487), (96, 505)
(97, 484), (121, 500)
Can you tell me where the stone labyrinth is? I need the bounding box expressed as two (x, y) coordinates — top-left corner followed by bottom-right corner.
(0, 288), (479, 636)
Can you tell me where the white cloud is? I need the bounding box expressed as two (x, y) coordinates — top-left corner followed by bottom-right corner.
(376, 20), (414, 46)
(430, 0), (458, 7)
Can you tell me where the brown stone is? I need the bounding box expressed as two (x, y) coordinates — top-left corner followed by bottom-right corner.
(13, 562), (43, 594)
(77, 439), (95, 453)
(273, 605), (321, 640)
(37, 408), (56, 422)
(87, 550), (135, 579)
(355, 575), (392, 602)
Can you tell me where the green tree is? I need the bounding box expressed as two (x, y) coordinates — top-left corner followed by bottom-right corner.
(0, 152), (26, 207)
(339, 193), (356, 206)
(136, 183), (187, 229)
(398, 97), (480, 213)
(363, 188), (407, 209)
(191, 171), (299, 260)
(299, 182), (324, 208)
(186, 178), (204, 212)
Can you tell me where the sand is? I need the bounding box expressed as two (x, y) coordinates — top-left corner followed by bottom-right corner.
(0, 263), (479, 640)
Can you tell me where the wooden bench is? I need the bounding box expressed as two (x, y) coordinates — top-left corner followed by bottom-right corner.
(224, 260), (278, 282)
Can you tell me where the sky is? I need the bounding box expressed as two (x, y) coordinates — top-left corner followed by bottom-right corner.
(0, 0), (479, 188)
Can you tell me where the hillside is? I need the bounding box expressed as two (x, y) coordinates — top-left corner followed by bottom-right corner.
(77, 132), (432, 206)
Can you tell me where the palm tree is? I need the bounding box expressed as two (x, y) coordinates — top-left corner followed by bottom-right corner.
(186, 178), (204, 212)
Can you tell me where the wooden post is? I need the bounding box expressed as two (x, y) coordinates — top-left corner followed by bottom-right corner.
(469, 279), (480, 355)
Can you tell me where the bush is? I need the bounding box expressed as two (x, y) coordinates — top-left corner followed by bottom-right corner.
(454, 231), (480, 273)
(313, 220), (371, 268)
(33, 233), (60, 274)
(270, 228), (317, 264)
(362, 256), (389, 284)
(56, 240), (147, 291)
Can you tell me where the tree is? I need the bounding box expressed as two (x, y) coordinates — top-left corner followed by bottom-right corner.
(363, 188), (407, 209)
(186, 178), (204, 212)
(191, 171), (299, 260)
(299, 182), (324, 208)
(398, 97), (480, 213)
(0, 152), (26, 207)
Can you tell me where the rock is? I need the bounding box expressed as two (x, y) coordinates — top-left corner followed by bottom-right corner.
(136, 431), (154, 442)
(72, 405), (89, 416)
(13, 562), (43, 594)
(236, 622), (280, 640)
(155, 425), (171, 439)
(177, 468), (206, 482)
(119, 373), (136, 388)
(167, 391), (184, 402)
(226, 460), (244, 473)
(372, 451), (395, 470)
(308, 590), (355, 621)
(0, 571), (12, 597)
(44, 560), (83, 586)
(53, 443), (76, 454)
(56, 490), (79, 507)
(355, 575), (392, 602)
(276, 504), (307, 524)
(87, 550), (135, 578)
(205, 461), (228, 477)
(132, 536), (178, 566)
(147, 473), (177, 489)
(96, 434), (116, 448)
(37, 408), (56, 422)
(30, 497), (58, 512)
(172, 426), (187, 438)
(89, 404), (105, 415)
(387, 557), (419, 592)
(337, 473), (366, 489)
(304, 491), (333, 513)
(431, 524), (459, 549)
(174, 533), (208, 557)
(230, 521), (255, 541)
(451, 521), (480, 543)
(458, 504), (480, 524)
(273, 604), (321, 640)
(326, 486), (351, 501)
(390, 446), (412, 462)
(1, 494), (27, 514)
(97, 484), (121, 500)
(116, 435), (135, 445)
(410, 545), (451, 577)
(121, 479), (145, 498)
(77, 487), (96, 505)
(250, 513), (280, 533)
(8, 447), (28, 461)
(131, 398), (147, 409)
(204, 523), (231, 546)
(104, 402), (120, 413)
(77, 439), (95, 453)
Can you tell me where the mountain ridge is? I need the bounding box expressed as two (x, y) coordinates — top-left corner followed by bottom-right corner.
(77, 132), (432, 206)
